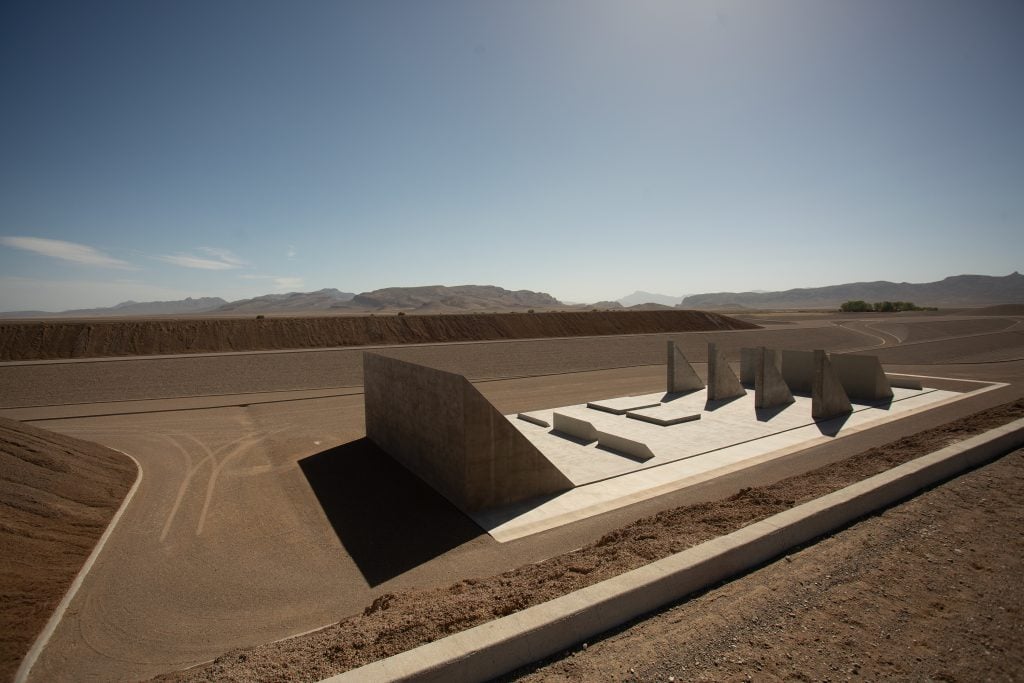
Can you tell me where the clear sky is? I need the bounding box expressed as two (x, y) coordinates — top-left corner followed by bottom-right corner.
(1, 0), (1022, 310)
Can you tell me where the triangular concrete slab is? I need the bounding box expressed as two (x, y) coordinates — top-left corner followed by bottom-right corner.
(755, 347), (795, 409)
(811, 350), (853, 420)
(667, 340), (704, 394)
(707, 342), (746, 401)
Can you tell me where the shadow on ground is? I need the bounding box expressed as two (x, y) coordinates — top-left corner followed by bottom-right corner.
(299, 438), (485, 587)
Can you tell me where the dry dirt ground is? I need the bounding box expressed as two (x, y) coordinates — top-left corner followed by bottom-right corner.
(0, 417), (135, 681)
(0, 310), (754, 361)
(0, 311), (1021, 680)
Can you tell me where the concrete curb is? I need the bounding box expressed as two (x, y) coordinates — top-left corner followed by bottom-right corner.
(14, 449), (143, 683)
(323, 417), (1024, 683)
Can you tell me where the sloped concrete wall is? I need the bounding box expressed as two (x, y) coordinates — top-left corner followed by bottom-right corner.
(364, 353), (572, 511)
(667, 341), (704, 393)
(811, 350), (853, 420)
(707, 343), (746, 401)
(755, 347), (794, 409)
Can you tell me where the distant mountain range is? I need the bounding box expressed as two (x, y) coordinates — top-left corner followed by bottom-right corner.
(2, 273), (1020, 318)
(679, 272), (1024, 310)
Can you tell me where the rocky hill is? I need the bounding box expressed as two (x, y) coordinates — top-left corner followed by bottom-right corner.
(0, 297), (227, 318)
(680, 272), (1024, 310)
(214, 288), (355, 313)
(341, 285), (560, 311)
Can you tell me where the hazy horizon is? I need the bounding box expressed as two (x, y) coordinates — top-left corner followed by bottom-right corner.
(2, 1), (1022, 311)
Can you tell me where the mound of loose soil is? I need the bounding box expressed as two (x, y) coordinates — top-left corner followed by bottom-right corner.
(0, 418), (136, 680)
(157, 399), (1024, 682)
(0, 310), (757, 361)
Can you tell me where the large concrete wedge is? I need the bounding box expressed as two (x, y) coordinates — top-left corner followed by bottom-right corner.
(755, 347), (795, 410)
(811, 350), (853, 420)
(667, 340), (704, 394)
(829, 353), (894, 402)
(364, 353), (573, 511)
(707, 342), (746, 401)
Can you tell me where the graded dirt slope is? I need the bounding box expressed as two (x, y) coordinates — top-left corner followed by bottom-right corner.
(0, 310), (757, 361)
(155, 399), (1023, 682)
(0, 417), (136, 680)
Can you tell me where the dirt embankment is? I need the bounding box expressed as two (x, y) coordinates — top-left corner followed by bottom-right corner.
(158, 399), (1024, 682)
(0, 418), (137, 680)
(0, 310), (757, 361)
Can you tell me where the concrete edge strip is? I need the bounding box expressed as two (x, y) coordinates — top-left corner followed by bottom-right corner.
(322, 417), (1024, 683)
(14, 449), (144, 683)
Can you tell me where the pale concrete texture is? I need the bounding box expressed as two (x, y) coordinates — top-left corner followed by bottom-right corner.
(552, 412), (598, 442)
(587, 397), (662, 415)
(755, 347), (795, 410)
(626, 405), (701, 427)
(781, 349), (815, 393)
(596, 431), (655, 462)
(667, 341), (704, 394)
(830, 353), (894, 402)
(707, 343), (746, 402)
(812, 349), (853, 420)
(363, 353), (572, 511)
(740, 347), (759, 386)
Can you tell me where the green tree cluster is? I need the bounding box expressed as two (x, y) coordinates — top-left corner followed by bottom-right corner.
(840, 300), (929, 312)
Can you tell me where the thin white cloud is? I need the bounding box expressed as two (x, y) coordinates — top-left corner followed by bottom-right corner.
(286, 245), (297, 259)
(0, 236), (136, 269)
(156, 247), (246, 270)
(239, 274), (304, 290)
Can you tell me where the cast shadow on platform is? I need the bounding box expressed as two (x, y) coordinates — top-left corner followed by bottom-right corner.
(299, 438), (485, 587)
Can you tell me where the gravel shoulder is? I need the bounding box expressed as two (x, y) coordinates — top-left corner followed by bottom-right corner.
(157, 399), (1024, 682)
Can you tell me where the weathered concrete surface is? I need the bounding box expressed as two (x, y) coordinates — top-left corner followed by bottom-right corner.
(552, 413), (598, 442)
(363, 353), (572, 511)
(755, 347), (795, 410)
(830, 353), (894, 402)
(740, 347), (759, 387)
(707, 343), (746, 402)
(781, 349), (815, 393)
(595, 431), (655, 462)
(667, 341), (704, 394)
(811, 350), (853, 420)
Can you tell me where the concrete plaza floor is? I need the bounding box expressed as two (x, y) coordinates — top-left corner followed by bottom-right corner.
(474, 377), (1002, 541)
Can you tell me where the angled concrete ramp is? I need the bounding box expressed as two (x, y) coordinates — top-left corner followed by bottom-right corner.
(781, 349), (815, 393)
(667, 340), (704, 394)
(755, 347), (795, 410)
(552, 412), (598, 442)
(595, 430), (655, 462)
(811, 350), (853, 420)
(364, 353), (573, 511)
(830, 353), (894, 402)
(707, 342), (746, 401)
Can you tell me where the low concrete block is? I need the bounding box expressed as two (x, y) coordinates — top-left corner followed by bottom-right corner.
(626, 405), (701, 426)
(667, 340), (704, 393)
(811, 350), (853, 420)
(707, 342), (746, 401)
(740, 347), (759, 386)
(517, 413), (550, 428)
(781, 349), (814, 393)
(551, 412), (598, 442)
(829, 353), (894, 401)
(364, 353), (573, 511)
(587, 397), (662, 415)
(888, 375), (924, 390)
(595, 430), (655, 461)
(755, 347), (795, 410)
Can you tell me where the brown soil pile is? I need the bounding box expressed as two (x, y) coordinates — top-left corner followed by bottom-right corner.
(0, 418), (136, 680)
(0, 310), (757, 361)
(158, 399), (1024, 682)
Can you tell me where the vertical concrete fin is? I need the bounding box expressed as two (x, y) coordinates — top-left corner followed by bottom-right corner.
(829, 353), (894, 401)
(364, 353), (572, 512)
(811, 350), (853, 420)
(666, 340), (704, 394)
(755, 347), (795, 409)
(707, 342), (746, 401)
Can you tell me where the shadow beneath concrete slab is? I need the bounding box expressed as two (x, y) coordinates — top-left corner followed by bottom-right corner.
(814, 412), (853, 437)
(549, 430), (596, 446)
(299, 438), (484, 587)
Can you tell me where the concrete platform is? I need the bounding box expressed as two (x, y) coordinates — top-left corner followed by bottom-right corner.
(475, 376), (1004, 542)
(626, 405), (702, 427)
(586, 397), (662, 415)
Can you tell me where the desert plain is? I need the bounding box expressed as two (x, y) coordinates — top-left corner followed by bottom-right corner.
(1, 307), (1023, 681)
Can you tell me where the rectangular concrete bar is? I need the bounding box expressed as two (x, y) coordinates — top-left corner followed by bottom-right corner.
(587, 397), (662, 415)
(625, 405), (701, 426)
(551, 412), (598, 442)
(595, 430), (655, 461)
(364, 353), (572, 511)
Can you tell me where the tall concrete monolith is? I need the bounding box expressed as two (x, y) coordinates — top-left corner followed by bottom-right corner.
(364, 353), (573, 511)
(811, 350), (853, 420)
(829, 353), (894, 402)
(707, 342), (746, 401)
(667, 340), (704, 394)
(755, 347), (795, 409)
(781, 349), (815, 393)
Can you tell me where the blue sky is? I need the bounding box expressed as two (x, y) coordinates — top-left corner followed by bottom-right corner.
(1, 0), (1021, 310)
